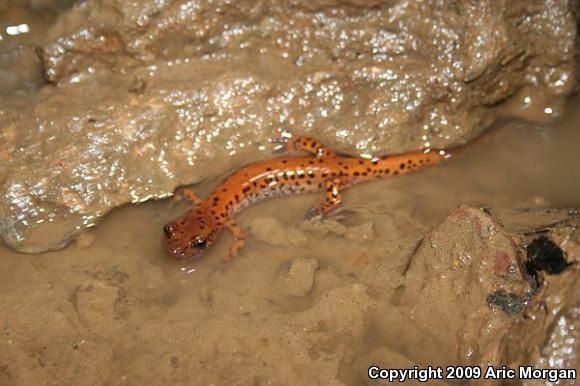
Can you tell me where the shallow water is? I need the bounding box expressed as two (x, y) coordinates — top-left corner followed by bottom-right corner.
(1, 3), (580, 385)
(1, 98), (580, 384)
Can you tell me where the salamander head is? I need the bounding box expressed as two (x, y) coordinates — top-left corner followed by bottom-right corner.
(163, 211), (217, 260)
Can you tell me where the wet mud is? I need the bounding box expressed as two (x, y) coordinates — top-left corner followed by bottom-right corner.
(1, 1), (580, 386)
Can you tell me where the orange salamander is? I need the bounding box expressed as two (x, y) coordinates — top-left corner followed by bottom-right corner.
(163, 130), (453, 260)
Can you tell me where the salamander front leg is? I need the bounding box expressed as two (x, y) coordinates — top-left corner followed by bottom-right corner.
(270, 128), (335, 158)
(305, 178), (344, 219)
(174, 187), (202, 205)
(224, 221), (246, 262)
(289, 136), (336, 158)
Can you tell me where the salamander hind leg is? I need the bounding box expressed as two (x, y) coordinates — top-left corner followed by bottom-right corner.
(305, 177), (344, 219)
(223, 221), (246, 262)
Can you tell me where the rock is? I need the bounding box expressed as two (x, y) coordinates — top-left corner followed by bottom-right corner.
(286, 226), (309, 247)
(1, 0), (578, 253)
(495, 212), (580, 379)
(278, 257), (319, 297)
(401, 205), (531, 363)
(345, 221), (374, 243)
(299, 218), (346, 236)
(247, 217), (289, 247)
(498, 268), (580, 385)
(290, 283), (376, 334)
(0, 45), (43, 95)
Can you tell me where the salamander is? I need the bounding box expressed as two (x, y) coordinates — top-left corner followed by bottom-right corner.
(163, 130), (453, 260)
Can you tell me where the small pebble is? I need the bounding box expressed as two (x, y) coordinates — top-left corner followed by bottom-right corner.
(278, 257), (319, 297)
(286, 226), (308, 246)
(299, 218), (346, 236)
(247, 217), (289, 246)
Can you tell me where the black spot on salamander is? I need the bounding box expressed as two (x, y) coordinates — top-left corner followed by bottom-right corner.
(282, 160), (288, 164)
(400, 163), (405, 170)
(298, 174), (305, 178)
(358, 160), (364, 165)
(290, 175), (296, 180)
(308, 160), (314, 164)
(266, 167), (272, 171)
(353, 172), (360, 176)
(393, 171), (399, 175)
(252, 181), (258, 187)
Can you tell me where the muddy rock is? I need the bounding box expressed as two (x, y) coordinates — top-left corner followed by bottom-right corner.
(300, 218), (347, 236)
(292, 283), (376, 332)
(1, 0), (578, 253)
(0, 45), (44, 95)
(285, 225), (309, 247)
(401, 205), (531, 364)
(496, 214), (580, 383)
(247, 216), (290, 247)
(277, 257), (319, 297)
(345, 220), (374, 243)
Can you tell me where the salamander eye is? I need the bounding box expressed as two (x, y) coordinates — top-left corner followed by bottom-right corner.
(163, 224), (172, 239)
(191, 236), (207, 249)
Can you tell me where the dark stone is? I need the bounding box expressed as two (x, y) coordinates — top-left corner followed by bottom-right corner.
(526, 236), (569, 276)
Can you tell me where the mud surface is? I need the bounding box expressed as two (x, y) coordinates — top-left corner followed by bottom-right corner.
(1, 1), (580, 386)
(0, 0), (577, 252)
